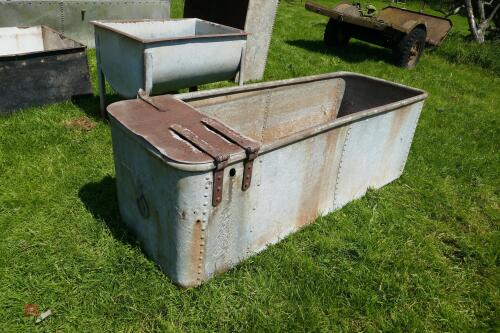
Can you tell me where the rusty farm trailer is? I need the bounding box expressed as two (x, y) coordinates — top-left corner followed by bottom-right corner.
(306, 2), (453, 68)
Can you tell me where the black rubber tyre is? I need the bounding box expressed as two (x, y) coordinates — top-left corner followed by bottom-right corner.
(324, 19), (350, 48)
(394, 27), (427, 69)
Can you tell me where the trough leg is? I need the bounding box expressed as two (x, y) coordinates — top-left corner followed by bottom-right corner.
(144, 51), (154, 97)
(97, 69), (106, 118)
(95, 35), (107, 118)
(238, 45), (247, 86)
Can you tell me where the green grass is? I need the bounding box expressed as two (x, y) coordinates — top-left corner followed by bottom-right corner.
(1, 0), (499, 332)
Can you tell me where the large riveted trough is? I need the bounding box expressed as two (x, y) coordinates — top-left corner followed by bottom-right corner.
(107, 72), (427, 287)
(92, 19), (248, 117)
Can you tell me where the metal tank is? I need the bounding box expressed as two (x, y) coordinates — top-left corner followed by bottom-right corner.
(93, 19), (248, 117)
(0, 25), (91, 113)
(0, 0), (171, 47)
(106, 72), (427, 287)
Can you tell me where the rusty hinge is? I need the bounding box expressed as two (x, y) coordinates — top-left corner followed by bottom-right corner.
(201, 118), (260, 191)
(138, 92), (260, 207)
(170, 119), (260, 206)
(170, 124), (229, 207)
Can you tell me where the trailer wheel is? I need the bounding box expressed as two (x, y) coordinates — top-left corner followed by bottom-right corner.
(324, 19), (350, 48)
(394, 27), (427, 69)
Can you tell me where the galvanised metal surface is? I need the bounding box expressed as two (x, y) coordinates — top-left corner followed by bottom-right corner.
(93, 19), (248, 117)
(0, 0), (170, 47)
(377, 7), (453, 46)
(184, 0), (279, 82)
(107, 72), (427, 287)
(0, 25), (92, 113)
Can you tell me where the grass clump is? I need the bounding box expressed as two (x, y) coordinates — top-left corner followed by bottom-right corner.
(433, 33), (500, 75)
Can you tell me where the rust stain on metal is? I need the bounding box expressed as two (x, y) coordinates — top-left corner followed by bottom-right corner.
(377, 7), (453, 45)
(241, 160), (254, 191)
(305, 2), (452, 46)
(201, 117), (260, 191)
(387, 105), (412, 145)
(108, 72), (428, 287)
(212, 169), (225, 206)
(296, 142), (321, 229)
(109, 94), (260, 166)
(109, 93), (261, 206)
(259, 79), (344, 144)
(296, 129), (339, 229)
(108, 94), (242, 164)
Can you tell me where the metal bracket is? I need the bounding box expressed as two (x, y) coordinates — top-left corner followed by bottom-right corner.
(201, 118), (260, 191)
(212, 169), (224, 206)
(137, 94), (260, 207)
(138, 89), (168, 112)
(170, 123), (229, 206)
(242, 156), (257, 191)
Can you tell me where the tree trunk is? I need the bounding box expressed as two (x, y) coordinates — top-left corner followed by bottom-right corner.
(477, 0), (486, 21)
(465, 0), (484, 42)
(465, 0), (500, 43)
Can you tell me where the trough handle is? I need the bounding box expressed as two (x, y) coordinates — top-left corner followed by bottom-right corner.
(137, 90), (168, 112)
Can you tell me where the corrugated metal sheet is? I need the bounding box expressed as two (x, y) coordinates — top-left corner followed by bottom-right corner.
(0, 0), (171, 46)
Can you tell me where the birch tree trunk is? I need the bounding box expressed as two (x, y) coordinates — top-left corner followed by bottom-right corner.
(465, 0), (500, 43)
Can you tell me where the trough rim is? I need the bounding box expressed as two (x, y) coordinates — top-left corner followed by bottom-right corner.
(0, 25), (86, 61)
(108, 71), (428, 172)
(91, 18), (248, 44)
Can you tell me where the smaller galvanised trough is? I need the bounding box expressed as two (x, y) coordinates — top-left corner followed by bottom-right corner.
(0, 26), (92, 113)
(92, 19), (248, 117)
(107, 72), (427, 287)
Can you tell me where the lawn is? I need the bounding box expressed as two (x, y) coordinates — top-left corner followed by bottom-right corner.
(0, 0), (499, 332)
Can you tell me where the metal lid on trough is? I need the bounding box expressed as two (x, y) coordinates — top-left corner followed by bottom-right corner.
(107, 93), (260, 167)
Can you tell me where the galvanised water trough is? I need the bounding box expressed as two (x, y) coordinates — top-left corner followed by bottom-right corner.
(107, 72), (427, 287)
(92, 19), (248, 117)
(0, 25), (92, 113)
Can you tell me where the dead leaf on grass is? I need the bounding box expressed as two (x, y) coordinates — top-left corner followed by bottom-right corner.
(62, 116), (96, 132)
(24, 303), (39, 318)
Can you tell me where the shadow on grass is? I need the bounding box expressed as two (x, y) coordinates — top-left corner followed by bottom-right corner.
(79, 176), (137, 246)
(286, 39), (394, 65)
(71, 93), (122, 121)
(428, 32), (500, 75)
